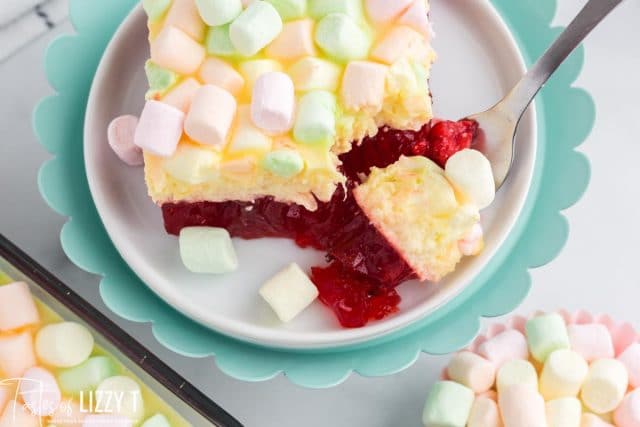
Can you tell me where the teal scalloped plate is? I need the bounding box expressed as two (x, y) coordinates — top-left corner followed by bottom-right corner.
(35, 0), (593, 388)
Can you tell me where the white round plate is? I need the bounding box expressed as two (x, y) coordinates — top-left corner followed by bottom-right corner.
(85, 0), (536, 349)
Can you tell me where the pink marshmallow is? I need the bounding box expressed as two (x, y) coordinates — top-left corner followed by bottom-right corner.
(82, 415), (133, 427)
(477, 329), (529, 368)
(150, 26), (205, 75)
(365, 0), (413, 23)
(163, 0), (206, 41)
(0, 282), (39, 332)
(0, 400), (39, 427)
(399, 0), (430, 37)
(499, 384), (546, 427)
(615, 389), (640, 427)
(265, 19), (317, 61)
(567, 323), (614, 362)
(199, 58), (245, 97)
(162, 78), (202, 113)
(611, 322), (638, 356)
(251, 72), (295, 134)
(341, 61), (388, 113)
(107, 115), (143, 166)
(0, 332), (36, 378)
(618, 343), (640, 388)
(18, 367), (61, 417)
(134, 100), (185, 157)
(185, 84), (237, 147)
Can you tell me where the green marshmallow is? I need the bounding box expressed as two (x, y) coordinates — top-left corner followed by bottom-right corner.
(57, 356), (119, 395)
(145, 61), (178, 98)
(308, 0), (362, 20)
(179, 227), (239, 274)
(294, 91), (336, 145)
(315, 13), (371, 63)
(205, 24), (238, 57)
(265, 0), (307, 21)
(141, 414), (171, 427)
(0, 271), (12, 285)
(525, 313), (571, 363)
(422, 381), (475, 427)
(195, 0), (242, 26)
(230, 1), (283, 57)
(262, 149), (305, 178)
(143, 0), (172, 22)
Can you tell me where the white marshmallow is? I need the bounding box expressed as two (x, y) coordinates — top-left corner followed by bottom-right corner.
(371, 26), (428, 65)
(499, 384), (547, 427)
(445, 351), (496, 393)
(82, 415), (133, 427)
(108, 115), (143, 166)
(251, 72), (295, 134)
(134, 100), (185, 157)
(614, 389), (640, 427)
(341, 61), (388, 113)
(581, 358), (629, 414)
(496, 359), (538, 395)
(179, 227), (238, 274)
(230, 1), (283, 56)
(35, 322), (94, 368)
(163, 144), (220, 184)
(185, 85), (237, 147)
(539, 349), (589, 400)
(198, 58), (245, 97)
(229, 106), (273, 153)
(582, 414), (615, 427)
(0, 332), (36, 377)
(0, 400), (39, 427)
(95, 377), (145, 423)
(195, 0), (242, 26)
(288, 57), (343, 92)
(568, 323), (615, 362)
(546, 397), (582, 427)
(259, 263), (319, 322)
(266, 19), (317, 61)
(239, 59), (284, 95)
(618, 342), (640, 388)
(0, 281), (39, 332)
(161, 78), (202, 113)
(477, 329), (529, 368)
(399, 0), (430, 36)
(467, 396), (502, 427)
(163, 0), (206, 41)
(150, 26), (205, 75)
(293, 91), (337, 145)
(365, 0), (413, 23)
(445, 149), (496, 209)
(19, 367), (61, 416)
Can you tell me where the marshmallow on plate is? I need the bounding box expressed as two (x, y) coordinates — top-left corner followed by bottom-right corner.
(161, 78), (202, 113)
(525, 313), (571, 363)
(230, 1), (283, 56)
(546, 397), (582, 427)
(179, 227), (238, 274)
(163, 0), (206, 41)
(499, 384), (546, 427)
(288, 57), (343, 92)
(341, 61), (388, 113)
(150, 26), (205, 75)
(568, 323), (615, 362)
(96, 376), (145, 423)
(265, 0), (307, 21)
(266, 19), (316, 60)
(539, 349), (588, 400)
(422, 381), (474, 427)
(185, 84), (237, 147)
(134, 100), (185, 157)
(294, 91), (337, 145)
(19, 367), (62, 416)
(262, 149), (305, 178)
(399, 0), (430, 36)
(467, 395), (501, 427)
(0, 281), (40, 332)
(35, 322), (94, 368)
(476, 329), (529, 368)
(445, 149), (496, 209)
(365, 0), (413, 23)
(371, 26), (427, 65)
(198, 58), (245, 96)
(251, 72), (295, 134)
(141, 414), (171, 427)
(142, 0), (171, 22)
(618, 343), (640, 388)
(195, 0), (242, 26)
(315, 13), (371, 62)
(581, 358), (629, 414)
(108, 115), (143, 166)
(615, 389), (640, 427)
(446, 351), (496, 393)
(0, 332), (36, 377)
(58, 356), (118, 395)
(259, 263), (318, 322)
(496, 359), (538, 395)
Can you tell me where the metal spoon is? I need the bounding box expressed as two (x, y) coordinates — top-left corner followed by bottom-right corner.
(469, 0), (624, 189)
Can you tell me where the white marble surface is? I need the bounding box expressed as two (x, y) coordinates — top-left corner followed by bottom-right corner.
(1, 1), (639, 426)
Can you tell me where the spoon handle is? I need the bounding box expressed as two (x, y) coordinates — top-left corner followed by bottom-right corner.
(501, 0), (624, 117)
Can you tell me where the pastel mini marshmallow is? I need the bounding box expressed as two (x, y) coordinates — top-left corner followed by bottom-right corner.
(205, 24), (237, 57)
(0, 281), (40, 332)
(568, 323), (615, 362)
(198, 58), (245, 96)
(163, 0), (206, 41)
(141, 414), (171, 427)
(179, 227), (238, 274)
(265, 0), (307, 21)
(446, 351), (496, 393)
(57, 356), (118, 395)
(581, 358), (629, 414)
(341, 61), (388, 113)
(467, 395), (502, 427)
(230, 1), (283, 56)
(251, 72), (295, 134)
(618, 343), (640, 388)
(35, 322), (94, 368)
(496, 359), (538, 395)
(108, 115), (143, 166)
(546, 397), (582, 427)
(539, 349), (589, 400)
(266, 19), (317, 61)
(19, 367), (61, 416)
(422, 381), (474, 427)
(95, 377), (144, 423)
(82, 415), (133, 427)
(445, 149), (496, 209)
(582, 414), (615, 427)
(476, 329), (529, 368)
(525, 313), (571, 363)
(365, 0), (413, 23)
(371, 26), (428, 65)
(142, 0), (171, 22)
(150, 26), (205, 75)
(163, 144), (220, 184)
(145, 60), (178, 98)
(161, 78), (202, 113)
(308, 0), (362, 19)
(399, 0), (430, 36)
(239, 59), (284, 95)
(134, 100), (185, 157)
(185, 84), (237, 147)
(294, 91), (337, 145)
(195, 0), (242, 26)
(229, 106), (273, 153)
(0, 332), (36, 377)
(0, 400), (39, 427)
(459, 223), (484, 256)
(262, 149), (305, 178)
(259, 263), (318, 322)
(615, 389), (640, 427)
(288, 57), (343, 92)
(499, 384), (546, 427)
(315, 13), (371, 63)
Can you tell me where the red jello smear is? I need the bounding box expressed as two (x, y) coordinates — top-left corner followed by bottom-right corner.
(162, 119), (478, 328)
